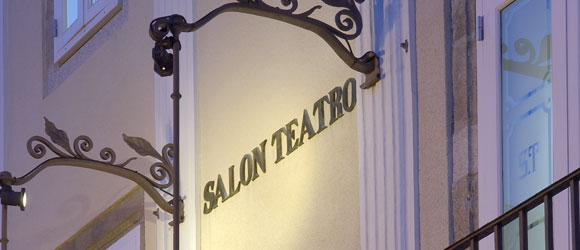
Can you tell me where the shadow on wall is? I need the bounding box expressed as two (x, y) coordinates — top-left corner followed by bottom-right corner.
(372, 0), (402, 80)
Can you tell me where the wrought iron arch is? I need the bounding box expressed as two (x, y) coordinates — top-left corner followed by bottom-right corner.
(0, 118), (182, 217)
(149, 0), (381, 88)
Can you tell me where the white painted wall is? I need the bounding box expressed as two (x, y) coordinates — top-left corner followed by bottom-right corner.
(357, 0), (419, 249)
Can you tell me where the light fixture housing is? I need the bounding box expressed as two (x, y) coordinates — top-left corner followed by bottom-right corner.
(152, 43), (173, 77)
(1, 186), (26, 211)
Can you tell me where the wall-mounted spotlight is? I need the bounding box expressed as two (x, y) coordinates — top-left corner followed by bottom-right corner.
(0, 181), (27, 250)
(0, 186), (26, 211)
(152, 41), (173, 77)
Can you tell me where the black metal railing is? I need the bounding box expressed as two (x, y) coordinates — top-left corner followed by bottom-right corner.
(446, 166), (580, 250)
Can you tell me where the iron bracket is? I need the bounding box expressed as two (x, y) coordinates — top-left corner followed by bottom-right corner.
(3, 118), (184, 223)
(149, 0), (381, 88)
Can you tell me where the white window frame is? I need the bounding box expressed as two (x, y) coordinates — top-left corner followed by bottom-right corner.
(53, 0), (122, 65)
(477, 0), (579, 248)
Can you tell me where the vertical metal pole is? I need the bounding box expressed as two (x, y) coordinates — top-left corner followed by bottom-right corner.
(494, 224), (503, 250)
(572, 179), (580, 250)
(2, 205), (7, 250)
(544, 195), (554, 250)
(469, 238), (478, 250)
(172, 36), (182, 250)
(519, 210), (528, 250)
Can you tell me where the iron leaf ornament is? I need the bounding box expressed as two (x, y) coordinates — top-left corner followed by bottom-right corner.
(28, 118), (136, 167)
(12, 118), (181, 216)
(43, 117), (73, 156)
(123, 134), (163, 160)
(123, 133), (176, 189)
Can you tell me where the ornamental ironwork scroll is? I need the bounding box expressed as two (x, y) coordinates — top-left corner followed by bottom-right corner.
(149, 0), (381, 88)
(1, 118), (182, 218)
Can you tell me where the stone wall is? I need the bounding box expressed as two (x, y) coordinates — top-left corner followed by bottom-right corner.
(417, 0), (478, 248)
(450, 0), (478, 241)
(417, 0), (453, 248)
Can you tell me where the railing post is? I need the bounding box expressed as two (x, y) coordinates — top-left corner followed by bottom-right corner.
(572, 179), (580, 250)
(544, 195), (554, 250)
(494, 224), (503, 250)
(519, 210), (528, 250)
(469, 239), (478, 250)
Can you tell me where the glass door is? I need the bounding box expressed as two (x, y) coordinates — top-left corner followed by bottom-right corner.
(477, 0), (574, 249)
(500, 1), (552, 249)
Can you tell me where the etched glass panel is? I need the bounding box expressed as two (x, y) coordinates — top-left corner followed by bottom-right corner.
(501, 0), (552, 249)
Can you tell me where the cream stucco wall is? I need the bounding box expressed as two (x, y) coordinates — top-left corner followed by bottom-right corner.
(195, 1), (361, 249)
(3, 0), (156, 249)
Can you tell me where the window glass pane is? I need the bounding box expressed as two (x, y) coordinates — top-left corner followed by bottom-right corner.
(65, 0), (79, 28)
(501, 0), (552, 249)
(501, 0), (552, 213)
(501, 205), (546, 250)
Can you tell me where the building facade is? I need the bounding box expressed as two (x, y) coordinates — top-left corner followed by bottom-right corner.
(2, 0), (575, 249)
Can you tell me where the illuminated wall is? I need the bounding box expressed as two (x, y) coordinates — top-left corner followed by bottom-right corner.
(194, 1), (361, 249)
